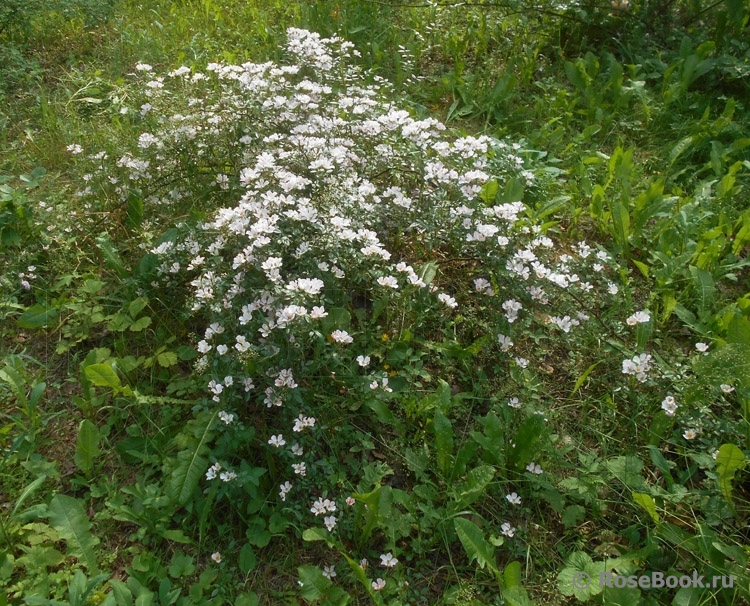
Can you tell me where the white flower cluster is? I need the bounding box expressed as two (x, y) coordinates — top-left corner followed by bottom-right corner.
(622, 353), (653, 383)
(67, 29), (626, 555)
(626, 310), (651, 325)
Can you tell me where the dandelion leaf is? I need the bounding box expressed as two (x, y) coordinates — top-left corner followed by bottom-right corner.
(453, 465), (495, 509)
(47, 495), (99, 572)
(454, 517), (497, 573)
(504, 561), (522, 587)
(632, 492), (660, 523)
(716, 443), (746, 506)
(508, 415), (546, 470)
(166, 410), (217, 505)
(503, 586), (534, 606)
(75, 419), (100, 474)
(433, 409), (453, 476)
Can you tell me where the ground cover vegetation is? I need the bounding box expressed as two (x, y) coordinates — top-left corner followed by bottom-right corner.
(0, 0), (749, 604)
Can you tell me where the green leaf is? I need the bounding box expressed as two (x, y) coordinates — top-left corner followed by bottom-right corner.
(322, 587), (350, 606)
(571, 361), (601, 395)
(96, 234), (129, 278)
(0, 364), (27, 407)
(632, 492), (660, 523)
(136, 253), (159, 280)
(302, 527), (332, 543)
(669, 136), (694, 165)
(84, 364), (122, 390)
(472, 412), (505, 465)
(564, 60), (585, 91)
(67, 570), (110, 606)
(321, 307), (350, 334)
(298, 566), (331, 602)
(235, 593), (259, 606)
(157, 577), (181, 606)
(47, 494), (100, 572)
(156, 351), (178, 367)
(75, 420), (100, 474)
(239, 544), (257, 574)
(454, 517), (498, 573)
(557, 551), (605, 601)
(480, 179), (499, 204)
(508, 415), (546, 470)
(107, 313), (131, 332)
(81, 279), (105, 295)
(166, 410), (217, 505)
(342, 554), (368, 588)
(269, 512), (291, 533)
(689, 265), (716, 314)
(612, 201), (631, 250)
(1, 226), (21, 246)
(465, 334), (491, 356)
(454, 465), (495, 509)
(175, 345), (198, 361)
(503, 586), (533, 606)
(160, 529), (192, 544)
(715, 443), (746, 506)
(354, 485), (392, 542)
(561, 505), (586, 528)
(28, 381), (45, 409)
(69, 569), (88, 606)
(606, 456), (646, 489)
(365, 398), (400, 428)
(672, 586), (702, 606)
(601, 585), (641, 606)
(418, 261), (438, 285)
(385, 341), (410, 366)
(647, 411), (675, 446)
(647, 446), (675, 488)
(434, 409), (453, 476)
(12, 475), (47, 518)
(504, 561), (522, 588)
(635, 322), (653, 351)
(500, 177), (524, 203)
(246, 518), (271, 547)
(109, 579), (133, 606)
(17, 304), (59, 329)
(129, 316), (152, 332)
(127, 195), (144, 231)
(168, 552), (195, 579)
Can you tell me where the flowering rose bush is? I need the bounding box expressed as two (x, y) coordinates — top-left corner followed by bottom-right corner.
(63, 27), (749, 602)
